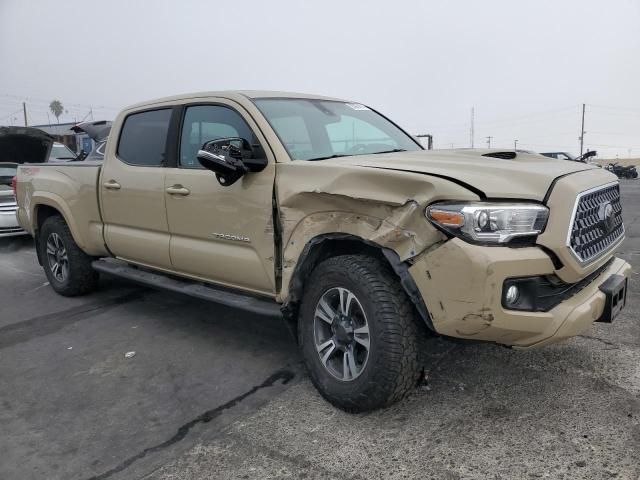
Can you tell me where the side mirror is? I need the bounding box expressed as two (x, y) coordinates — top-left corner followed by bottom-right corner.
(197, 141), (247, 186)
(196, 137), (267, 186)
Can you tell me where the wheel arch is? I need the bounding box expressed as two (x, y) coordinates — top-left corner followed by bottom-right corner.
(281, 233), (434, 338)
(32, 200), (75, 266)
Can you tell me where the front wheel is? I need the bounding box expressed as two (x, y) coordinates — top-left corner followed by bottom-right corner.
(39, 215), (98, 296)
(298, 254), (422, 412)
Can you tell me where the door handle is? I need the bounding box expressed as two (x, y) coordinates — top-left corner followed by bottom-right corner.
(166, 185), (190, 196)
(103, 180), (121, 190)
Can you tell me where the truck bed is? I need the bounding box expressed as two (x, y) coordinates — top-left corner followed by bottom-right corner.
(16, 162), (108, 256)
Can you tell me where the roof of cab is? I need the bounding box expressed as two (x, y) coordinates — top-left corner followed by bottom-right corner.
(123, 90), (346, 111)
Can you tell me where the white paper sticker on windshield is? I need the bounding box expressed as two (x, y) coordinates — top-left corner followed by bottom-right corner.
(346, 103), (370, 111)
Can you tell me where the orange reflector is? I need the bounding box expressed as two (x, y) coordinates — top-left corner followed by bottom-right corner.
(428, 209), (465, 227)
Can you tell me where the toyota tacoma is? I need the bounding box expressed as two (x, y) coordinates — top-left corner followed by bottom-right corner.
(15, 91), (631, 411)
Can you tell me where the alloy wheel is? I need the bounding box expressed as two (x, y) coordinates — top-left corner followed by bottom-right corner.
(46, 232), (69, 283)
(313, 287), (370, 381)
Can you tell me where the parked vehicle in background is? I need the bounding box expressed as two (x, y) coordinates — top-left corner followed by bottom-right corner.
(541, 151), (598, 164)
(48, 142), (78, 162)
(541, 151), (576, 161)
(0, 126), (54, 164)
(606, 162), (638, 179)
(15, 91), (631, 412)
(0, 163), (26, 237)
(71, 120), (112, 161)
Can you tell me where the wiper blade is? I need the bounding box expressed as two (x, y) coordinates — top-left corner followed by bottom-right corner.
(306, 154), (352, 162)
(371, 149), (407, 154)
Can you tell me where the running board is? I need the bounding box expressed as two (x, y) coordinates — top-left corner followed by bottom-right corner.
(92, 259), (282, 317)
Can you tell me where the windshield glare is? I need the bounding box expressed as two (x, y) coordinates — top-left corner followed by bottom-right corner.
(254, 99), (422, 161)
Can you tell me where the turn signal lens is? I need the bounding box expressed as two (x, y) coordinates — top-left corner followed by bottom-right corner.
(427, 209), (465, 227)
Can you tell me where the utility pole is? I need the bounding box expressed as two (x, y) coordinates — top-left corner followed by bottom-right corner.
(486, 136), (493, 148)
(514, 139), (518, 151)
(22, 102), (28, 126)
(470, 107), (475, 148)
(579, 103), (585, 156)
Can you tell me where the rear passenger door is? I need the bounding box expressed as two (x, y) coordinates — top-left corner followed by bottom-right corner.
(100, 108), (173, 269)
(164, 101), (276, 295)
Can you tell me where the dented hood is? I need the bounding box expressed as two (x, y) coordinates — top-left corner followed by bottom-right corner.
(331, 149), (599, 201)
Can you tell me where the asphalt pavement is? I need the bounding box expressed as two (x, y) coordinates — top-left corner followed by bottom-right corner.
(1, 181), (639, 480)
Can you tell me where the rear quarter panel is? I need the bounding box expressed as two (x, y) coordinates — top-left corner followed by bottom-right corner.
(17, 163), (108, 256)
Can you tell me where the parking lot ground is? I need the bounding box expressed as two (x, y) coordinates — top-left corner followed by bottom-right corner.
(1, 181), (639, 480)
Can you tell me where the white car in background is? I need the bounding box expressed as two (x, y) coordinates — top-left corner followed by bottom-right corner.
(48, 142), (78, 162)
(0, 163), (25, 237)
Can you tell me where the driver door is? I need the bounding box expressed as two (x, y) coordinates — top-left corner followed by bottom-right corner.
(164, 102), (276, 295)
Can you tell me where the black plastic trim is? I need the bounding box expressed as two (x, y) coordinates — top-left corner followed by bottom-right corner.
(596, 274), (627, 323)
(92, 259), (281, 317)
(281, 233), (435, 332)
(501, 258), (613, 312)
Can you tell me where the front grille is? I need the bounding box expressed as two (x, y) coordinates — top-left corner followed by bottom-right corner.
(568, 183), (624, 263)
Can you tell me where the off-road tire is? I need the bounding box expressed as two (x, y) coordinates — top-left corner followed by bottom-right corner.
(39, 215), (98, 296)
(298, 254), (422, 412)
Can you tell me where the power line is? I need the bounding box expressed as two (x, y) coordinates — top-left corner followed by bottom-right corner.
(0, 108), (22, 121)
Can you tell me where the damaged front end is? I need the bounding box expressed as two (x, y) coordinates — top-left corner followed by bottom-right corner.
(275, 160), (480, 330)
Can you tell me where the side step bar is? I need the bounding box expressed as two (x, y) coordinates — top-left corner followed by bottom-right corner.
(92, 259), (282, 317)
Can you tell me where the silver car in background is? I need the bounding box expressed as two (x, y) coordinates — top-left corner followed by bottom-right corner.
(0, 163), (25, 237)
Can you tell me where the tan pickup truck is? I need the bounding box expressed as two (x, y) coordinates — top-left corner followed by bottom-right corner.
(15, 91), (631, 412)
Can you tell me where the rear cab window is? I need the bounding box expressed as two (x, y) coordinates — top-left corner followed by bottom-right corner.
(117, 108), (172, 166)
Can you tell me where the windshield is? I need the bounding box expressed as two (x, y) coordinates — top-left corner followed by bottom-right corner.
(254, 98), (422, 161)
(49, 144), (76, 161)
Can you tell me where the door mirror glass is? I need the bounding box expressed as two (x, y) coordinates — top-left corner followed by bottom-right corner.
(197, 138), (248, 186)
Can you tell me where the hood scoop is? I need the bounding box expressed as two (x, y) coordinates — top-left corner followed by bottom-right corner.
(482, 151), (517, 160)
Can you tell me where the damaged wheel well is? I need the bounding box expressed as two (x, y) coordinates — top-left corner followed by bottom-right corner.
(281, 234), (435, 340)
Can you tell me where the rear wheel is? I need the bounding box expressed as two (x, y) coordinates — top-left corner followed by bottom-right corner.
(298, 254), (422, 412)
(39, 215), (98, 296)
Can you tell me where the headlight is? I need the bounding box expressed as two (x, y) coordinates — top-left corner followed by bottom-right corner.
(426, 202), (549, 244)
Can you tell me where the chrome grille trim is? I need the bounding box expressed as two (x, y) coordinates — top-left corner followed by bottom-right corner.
(566, 181), (624, 265)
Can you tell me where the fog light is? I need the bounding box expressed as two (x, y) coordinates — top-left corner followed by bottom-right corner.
(505, 285), (520, 305)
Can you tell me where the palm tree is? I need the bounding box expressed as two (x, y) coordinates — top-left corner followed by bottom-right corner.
(49, 100), (63, 124)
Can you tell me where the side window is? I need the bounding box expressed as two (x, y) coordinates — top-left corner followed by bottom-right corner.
(179, 105), (257, 168)
(117, 108), (172, 166)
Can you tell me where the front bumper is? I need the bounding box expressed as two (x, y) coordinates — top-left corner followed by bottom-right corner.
(408, 238), (631, 348)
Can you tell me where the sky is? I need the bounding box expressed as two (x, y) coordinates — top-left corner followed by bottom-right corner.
(1, 0), (639, 158)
